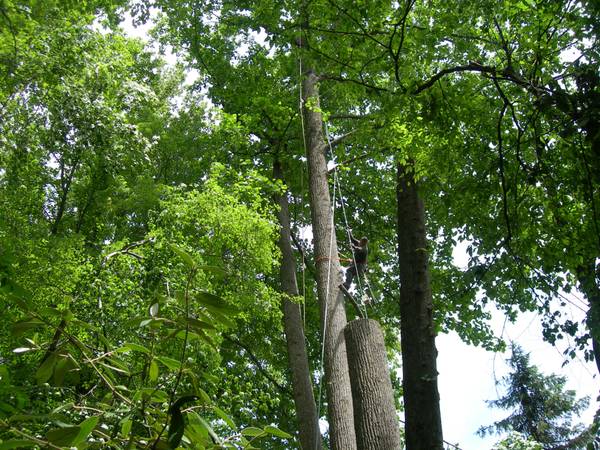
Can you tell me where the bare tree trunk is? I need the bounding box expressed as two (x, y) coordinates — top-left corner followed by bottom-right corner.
(303, 70), (357, 450)
(396, 162), (443, 450)
(345, 319), (402, 450)
(273, 160), (323, 450)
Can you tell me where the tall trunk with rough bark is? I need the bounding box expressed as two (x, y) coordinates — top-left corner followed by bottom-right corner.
(273, 160), (323, 450)
(345, 318), (402, 450)
(396, 162), (443, 450)
(303, 70), (357, 450)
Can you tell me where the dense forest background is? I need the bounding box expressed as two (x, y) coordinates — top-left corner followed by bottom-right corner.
(1, 1), (599, 449)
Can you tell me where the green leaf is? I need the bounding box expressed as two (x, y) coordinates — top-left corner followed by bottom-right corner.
(213, 406), (236, 430)
(11, 319), (45, 337)
(53, 356), (77, 386)
(120, 416), (132, 437)
(169, 244), (196, 268)
(156, 356), (182, 371)
(196, 292), (239, 315)
(73, 415), (99, 444)
(204, 309), (236, 329)
(192, 414), (221, 444)
(46, 426), (81, 446)
(139, 388), (170, 403)
(36, 353), (58, 384)
(118, 342), (151, 355)
(0, 366), (9, 384)
(61, 309), (74, 322)
(186, 317), (216, 331)
(264, 425), (292, 439)
(149, 359), (159, 382)
(0, 440), (37, 449)
(100, 357), (131, 376)
(184, 423), (209, 445)
(139, 318), (173, 328)
(241, 427), (266, 437)
(39, 307), (62, 318)
(194, 329), (217, 349)
(196, 265), (227, 278)
(167, 396), (198, 449)
(196, 388), (211, 404)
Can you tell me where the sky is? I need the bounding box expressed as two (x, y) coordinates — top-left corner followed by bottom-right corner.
(437, 243), (598, 449)
(119, 15), (599, 450)
(438, 310), (598, 449)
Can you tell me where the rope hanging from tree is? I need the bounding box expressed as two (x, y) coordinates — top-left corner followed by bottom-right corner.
(324, 121), (374, 317)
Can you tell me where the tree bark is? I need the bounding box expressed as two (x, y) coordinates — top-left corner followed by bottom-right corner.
(273, 160), (323, 450)
(303, 70), (357, 450)
(396, 162), (444, 450)
(345, 319), (402, 450)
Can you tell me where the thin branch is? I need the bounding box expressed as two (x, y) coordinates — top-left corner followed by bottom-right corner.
(493, 78), (513, 250)
(102, 239), (153, 265)
(328, 152), (370, 173)
(389, 0), (415, 84)
(290, 229), (316, 279)
(319, 74), (389, 92)
(222, 334), (290, 395)
(493, 17), (513, 70)
(328, 114), (370, 120)
(0, 420), (64, 450)
(303, 24), (387, 38)
(413, 62), (498, 94)
(325, 130), (355, 150)
(325, 0), (387, 49)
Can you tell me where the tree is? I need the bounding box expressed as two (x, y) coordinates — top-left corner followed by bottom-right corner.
(302, 70), (357, 450)
(478, 344), (595, 449)
(493, 432), (543, 450)
(274, 160), (323, 450)
(0, 8), (297, 447)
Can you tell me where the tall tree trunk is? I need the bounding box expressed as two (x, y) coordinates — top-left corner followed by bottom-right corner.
(303, 70), (357, 450)
(396, 162), (443, 450)
(345, 318), (402, 450)
(273, 160), (323, 450)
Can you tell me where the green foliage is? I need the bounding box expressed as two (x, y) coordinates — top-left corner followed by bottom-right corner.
(0, 8), (294, 446)
(479, 345), (594, 448)
(492, 432), (543, 450)
(2, 0), (600, 447)
(0, 170), (290, 448)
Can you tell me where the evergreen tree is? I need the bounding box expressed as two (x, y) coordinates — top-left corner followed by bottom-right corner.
(479, 344), (594, 449)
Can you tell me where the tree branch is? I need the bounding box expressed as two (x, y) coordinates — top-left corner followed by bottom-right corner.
(328, 152), (370, 173)
(326, 130), (355, 149)
(413, 62), (498, 94)
(494, 78), (513, 250)
(222, 334), (290, 396)
(319, 74), (389, 92)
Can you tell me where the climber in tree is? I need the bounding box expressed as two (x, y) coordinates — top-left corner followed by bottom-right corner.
(343, 233), (368, 290)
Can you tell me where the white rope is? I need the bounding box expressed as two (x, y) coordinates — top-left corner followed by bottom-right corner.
(314, 174), (337, 449)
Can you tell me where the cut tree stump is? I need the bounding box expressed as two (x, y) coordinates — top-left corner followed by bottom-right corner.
(345, 318), (401, 450)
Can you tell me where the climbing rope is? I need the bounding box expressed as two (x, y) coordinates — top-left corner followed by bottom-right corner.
(299, 47), (372, 448)
(324, 121), (371, 317)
